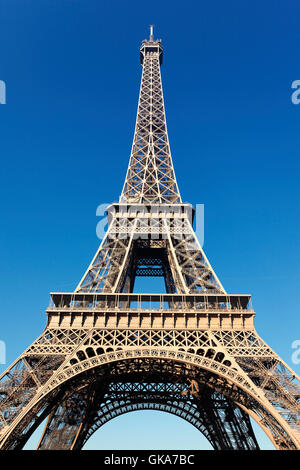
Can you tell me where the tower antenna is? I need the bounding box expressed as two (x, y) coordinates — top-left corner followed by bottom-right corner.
(149, 24), (154, 41)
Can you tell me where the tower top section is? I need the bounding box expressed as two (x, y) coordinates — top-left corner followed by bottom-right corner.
(121, 26), (180, 204)
(140, 25), (163, 65)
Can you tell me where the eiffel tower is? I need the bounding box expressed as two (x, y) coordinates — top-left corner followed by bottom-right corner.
(0, 27), (299, 451)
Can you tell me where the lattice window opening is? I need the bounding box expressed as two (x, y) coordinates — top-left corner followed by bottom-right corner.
(65, 343), (235, 373)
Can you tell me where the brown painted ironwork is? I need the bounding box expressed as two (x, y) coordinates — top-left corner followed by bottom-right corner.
(0, 27), (299, 450)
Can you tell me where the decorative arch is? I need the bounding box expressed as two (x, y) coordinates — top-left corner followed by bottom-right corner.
(0, 348), (298, 450)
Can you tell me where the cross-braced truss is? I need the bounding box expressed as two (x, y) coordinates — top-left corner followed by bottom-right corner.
(0, 28), (299, 451)
(36, 375), (259, 450)
(120, 36), (180, 205)
(75, 209), (225, 294)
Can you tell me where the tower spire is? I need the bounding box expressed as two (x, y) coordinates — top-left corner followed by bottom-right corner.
(121, 29), (179, 203)
(149, 24), (154, 41)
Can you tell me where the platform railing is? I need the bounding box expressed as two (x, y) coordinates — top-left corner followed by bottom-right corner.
(47, 292), (253, 313)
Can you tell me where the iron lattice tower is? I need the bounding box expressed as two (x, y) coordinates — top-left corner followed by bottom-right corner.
(0, 28), (299, 450)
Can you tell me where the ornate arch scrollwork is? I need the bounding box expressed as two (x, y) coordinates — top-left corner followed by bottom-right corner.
(0, 349), (297, 450)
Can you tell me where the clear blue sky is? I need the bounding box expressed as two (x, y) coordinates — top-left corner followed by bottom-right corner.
(0, 0), (299, 450)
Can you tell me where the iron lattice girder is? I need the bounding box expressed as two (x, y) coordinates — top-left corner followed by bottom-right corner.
(0, 30), (300, 451)
(37, 375), (259, 451)
(80, 379), (259, 450)
(121, 41), (180, 204)
(75, 207), (225, 294)
(0, 321), (299, 449)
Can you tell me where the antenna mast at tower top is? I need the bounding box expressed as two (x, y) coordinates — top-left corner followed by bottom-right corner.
(149, 24), (154, 41)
